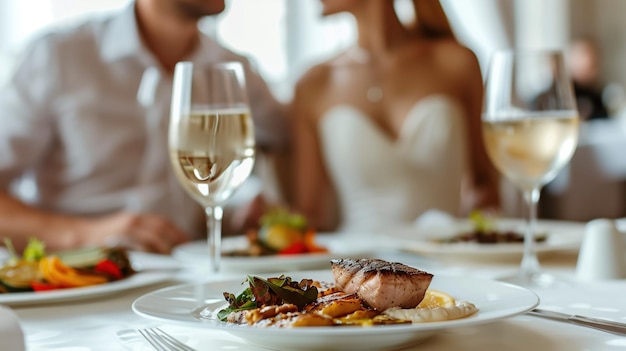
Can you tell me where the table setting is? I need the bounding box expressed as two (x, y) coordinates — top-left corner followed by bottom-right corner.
(1, 213), (625, 351)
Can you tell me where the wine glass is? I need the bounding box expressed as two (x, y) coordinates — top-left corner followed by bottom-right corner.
(169, 61), (255, 273)
(482, 49), (579, 287)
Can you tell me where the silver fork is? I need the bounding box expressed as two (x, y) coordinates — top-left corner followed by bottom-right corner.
(137, 327), (197, 351)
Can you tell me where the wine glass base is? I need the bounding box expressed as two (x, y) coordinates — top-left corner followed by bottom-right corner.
(497, 271), (571, 289)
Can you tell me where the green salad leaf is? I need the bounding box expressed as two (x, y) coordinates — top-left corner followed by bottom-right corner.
(2, 237), (46, 265)
(217, 287), (257, 321)
(23, 238), (46, 261)
(256, 275), (318, 309)
(217, 274), (319, 321)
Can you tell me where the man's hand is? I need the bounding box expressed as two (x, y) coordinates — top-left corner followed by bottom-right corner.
(77, 212), (190, 254)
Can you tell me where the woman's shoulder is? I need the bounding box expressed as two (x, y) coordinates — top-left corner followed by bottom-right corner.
(295, 62), (331, 89)
(292, 51), (358, 120)
(430, 38), (481, 76)
(392, 38), (479, 79)
(295, 53), (347, 90)
(400, 37), (482, 90)
(293, 51), (352, 104)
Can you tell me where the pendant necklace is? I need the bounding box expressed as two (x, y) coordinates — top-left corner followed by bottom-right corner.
(367, 85), (384, 104)
(349, 46), (383, 104)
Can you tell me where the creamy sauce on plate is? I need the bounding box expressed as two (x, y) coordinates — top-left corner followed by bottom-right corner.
(383, 301), (478, 322)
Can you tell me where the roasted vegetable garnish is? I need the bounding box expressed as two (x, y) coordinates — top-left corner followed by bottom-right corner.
(432, 210), (547, 244)
(2, 237), (46, 264)
(258, 208), (309, 252)
(39, 256), (108, 288)
(0, 261), (40, 292)
(259, 208), (307, 231)
(218, 275), (319, 321)
(223, 208), (328, 257)
(469, 209), (494, 233)
(58, 246), (134, 277)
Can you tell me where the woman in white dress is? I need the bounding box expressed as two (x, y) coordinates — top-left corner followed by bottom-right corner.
(290, 0), (500, 232)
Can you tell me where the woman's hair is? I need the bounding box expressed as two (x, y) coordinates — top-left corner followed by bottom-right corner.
(411, 0), (456, 39)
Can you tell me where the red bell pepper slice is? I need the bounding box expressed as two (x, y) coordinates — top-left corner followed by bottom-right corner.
(94, 259), (123, 280)
(278, 241), (308, 255)
(31, 281), (61, 292)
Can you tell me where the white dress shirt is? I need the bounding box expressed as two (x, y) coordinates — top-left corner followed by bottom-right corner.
(0, 3), (287, 238)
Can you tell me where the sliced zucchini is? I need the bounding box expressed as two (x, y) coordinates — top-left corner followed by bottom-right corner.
(0, 261), (39, 292)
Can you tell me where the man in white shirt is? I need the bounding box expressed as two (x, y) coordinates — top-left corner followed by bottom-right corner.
(0, 0), (288, 253)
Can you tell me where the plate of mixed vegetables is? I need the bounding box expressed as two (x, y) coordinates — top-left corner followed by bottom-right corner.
(173, 209), (373, 272)
(0, 239), (177, 306)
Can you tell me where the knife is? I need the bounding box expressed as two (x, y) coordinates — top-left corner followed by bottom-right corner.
(527, 308), (626, 336)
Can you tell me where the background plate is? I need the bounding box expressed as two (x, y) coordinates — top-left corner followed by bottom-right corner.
(385, 218), (584, 261)
(0, 252), (179, 306)
(172, 234), (373, 272)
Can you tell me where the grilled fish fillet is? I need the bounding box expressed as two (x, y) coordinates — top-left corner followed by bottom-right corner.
(330, 258), (433, 311)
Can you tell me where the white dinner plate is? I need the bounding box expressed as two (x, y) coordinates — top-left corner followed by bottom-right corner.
(172, 234), (374, 272)
(0, 252), (179, 307)
(385, 218), (585, 261)
(132, 270), (539, 351)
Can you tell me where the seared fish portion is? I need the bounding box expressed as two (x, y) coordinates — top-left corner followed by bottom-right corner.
(331, 258), (433, 311)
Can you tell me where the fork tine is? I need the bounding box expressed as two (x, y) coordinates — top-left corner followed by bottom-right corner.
(138, 327), (197, 351)
(138, 328), (168, 351)
(154, 328), (196, 351)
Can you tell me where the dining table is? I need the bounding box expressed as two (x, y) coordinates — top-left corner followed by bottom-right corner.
(5, 219), (626, 351)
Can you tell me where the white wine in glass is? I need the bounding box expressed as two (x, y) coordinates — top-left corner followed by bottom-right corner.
(482, 50), (579, 287)
(169, 61), (255, 273)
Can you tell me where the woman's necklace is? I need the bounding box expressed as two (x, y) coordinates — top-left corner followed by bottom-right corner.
(348, 46), (384, 103)
(367, 84), (384, 103)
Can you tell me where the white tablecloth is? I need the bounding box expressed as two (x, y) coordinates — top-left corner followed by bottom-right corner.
(7, 247), (626, 351)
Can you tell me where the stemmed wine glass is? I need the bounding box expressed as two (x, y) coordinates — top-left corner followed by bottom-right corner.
(482, 49), (579, 287)
(169, 61), (255, 273)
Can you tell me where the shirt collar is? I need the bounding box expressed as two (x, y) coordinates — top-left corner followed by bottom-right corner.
(100, 2), (153, 64)
(100, 3), (224, 68)
(188, 34), (221, 65)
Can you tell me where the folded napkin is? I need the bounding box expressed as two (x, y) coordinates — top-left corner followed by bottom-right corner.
(0, 304), (25, 351)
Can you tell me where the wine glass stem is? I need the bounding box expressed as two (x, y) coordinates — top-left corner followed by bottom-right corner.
(206, 205), (224, 273)
(520, 187), (541, 282)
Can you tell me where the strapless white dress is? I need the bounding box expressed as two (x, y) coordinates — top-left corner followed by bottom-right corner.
(318, 95), (469, 232)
